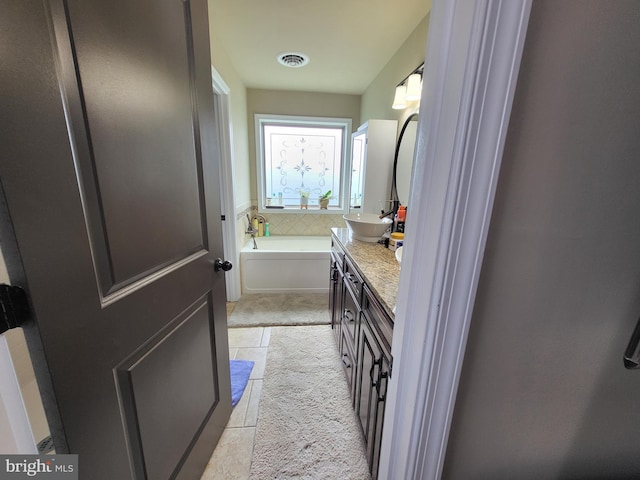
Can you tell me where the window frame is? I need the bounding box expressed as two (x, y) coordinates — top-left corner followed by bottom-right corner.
(255, 114), (352, 214)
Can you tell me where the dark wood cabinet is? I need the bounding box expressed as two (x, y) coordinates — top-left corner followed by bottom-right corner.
(329, 233), (394, 479)
(357, 286), (392, 479)
(330, 239), (344, 344)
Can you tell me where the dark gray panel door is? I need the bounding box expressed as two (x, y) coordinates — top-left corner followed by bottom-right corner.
(0, 1), (231, 478)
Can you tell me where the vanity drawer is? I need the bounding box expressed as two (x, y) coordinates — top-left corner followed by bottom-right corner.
(343, 256), (364, 303)
(362, 285), (393, 351)
(342, 281), (360, 347)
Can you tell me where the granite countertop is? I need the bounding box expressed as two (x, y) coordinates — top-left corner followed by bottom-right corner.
(331, 228), (400, 318)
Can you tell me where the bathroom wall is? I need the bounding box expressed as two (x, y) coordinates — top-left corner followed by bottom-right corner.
(211, 11), (430, 240)
(360, 12), (431, 134)
(244, 89), (361, 236)
(246, 88), (361, 201)
(208, 28), (253, 260)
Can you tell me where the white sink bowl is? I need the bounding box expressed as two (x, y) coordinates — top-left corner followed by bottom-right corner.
(395, 246), (403, 265)
(343, 213), (393, 242)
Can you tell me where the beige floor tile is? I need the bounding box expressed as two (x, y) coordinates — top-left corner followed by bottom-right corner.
(235, 347), (267, 380)
(22, 379), (50, 445)
(228, 327), (264, 348)
(200, 427), (255, 480)
(229, 348), (238, 360)
(260, 327), (271, 347)
(227, 380), (253, 428)
(243, 379), (262, 427)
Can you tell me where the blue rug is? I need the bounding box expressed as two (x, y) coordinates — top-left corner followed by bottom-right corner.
(230, 359), (254, 407)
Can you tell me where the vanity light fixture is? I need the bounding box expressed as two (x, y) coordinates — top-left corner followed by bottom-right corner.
(392, 85), (408, 110)
(392, 63), (424, 109)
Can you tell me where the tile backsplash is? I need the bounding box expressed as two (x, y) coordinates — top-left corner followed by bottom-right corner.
(236, 205), (346, 237)
(257, 212), (346, 236)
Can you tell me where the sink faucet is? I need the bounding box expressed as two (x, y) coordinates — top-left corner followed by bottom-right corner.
(379, 200), (399, 219)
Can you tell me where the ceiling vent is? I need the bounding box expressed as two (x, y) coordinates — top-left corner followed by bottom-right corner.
(277, 52), (309, 68)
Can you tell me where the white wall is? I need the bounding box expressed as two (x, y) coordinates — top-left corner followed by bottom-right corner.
(360, 13), (430, 134)
(443, 1), (640, 477)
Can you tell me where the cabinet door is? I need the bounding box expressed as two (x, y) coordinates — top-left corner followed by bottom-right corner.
(342, 282), (360, 347)
(330, 256), (344, 343)
(339, 326), (356, 397)
(356, 317), (390, 479)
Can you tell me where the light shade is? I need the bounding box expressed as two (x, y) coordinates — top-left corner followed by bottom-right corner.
(392, 85), (407, 109)
(405, 73), (422, 101)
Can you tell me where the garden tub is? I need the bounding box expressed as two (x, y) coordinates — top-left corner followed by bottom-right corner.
(240, 236), (331, 294)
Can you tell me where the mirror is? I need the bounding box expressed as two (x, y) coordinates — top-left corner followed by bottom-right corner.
(392, 113), (419, 206)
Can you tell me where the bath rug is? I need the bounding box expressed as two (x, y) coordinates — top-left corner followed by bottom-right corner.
(230, 359), (254, 407)
(227, 293), (330, 328)
(249, 326), (370, 479)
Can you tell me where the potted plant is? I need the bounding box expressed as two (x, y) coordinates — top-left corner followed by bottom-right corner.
(297, 189), (310, 209)
(318, 190), (332, 209)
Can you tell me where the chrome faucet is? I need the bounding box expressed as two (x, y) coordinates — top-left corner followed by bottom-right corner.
(245, 213), (258, 249)
(245, 213), (267, 249)
(251, 214), (266, 225)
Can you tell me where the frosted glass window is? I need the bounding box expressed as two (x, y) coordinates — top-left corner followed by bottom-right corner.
(255, 115), (352, 213)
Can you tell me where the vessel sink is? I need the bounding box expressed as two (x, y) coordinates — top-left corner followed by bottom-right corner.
(395, 246), (403, 265)
(343, 213), (393, 242)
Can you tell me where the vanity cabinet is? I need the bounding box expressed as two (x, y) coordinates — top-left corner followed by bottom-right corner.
(329, 231), (396, 479)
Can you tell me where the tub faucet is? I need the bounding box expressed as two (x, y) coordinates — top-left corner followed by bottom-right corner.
(251, 213), (266, 225)
(245, 214), (258, 249)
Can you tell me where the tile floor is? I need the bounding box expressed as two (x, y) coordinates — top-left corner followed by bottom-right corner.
(200, 326), (271, 479)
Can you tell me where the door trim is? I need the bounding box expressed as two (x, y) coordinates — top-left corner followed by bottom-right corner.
(379, 1), (532, 479)
(0, 335), (38, 454)
(211, 67), (240, 302)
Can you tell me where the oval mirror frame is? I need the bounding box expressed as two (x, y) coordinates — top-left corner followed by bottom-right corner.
(391, 113), (419, 208)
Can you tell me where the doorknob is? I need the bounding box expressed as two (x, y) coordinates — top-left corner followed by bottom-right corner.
(214, 259), (233, 272)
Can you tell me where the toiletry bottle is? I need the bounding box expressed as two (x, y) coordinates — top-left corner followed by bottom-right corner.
(258, 221), (264, 237)
(396, 206), (406, 233)
(252, 217), (259, 233)
(278, 192), (283, 205)
(265, 223), (270, 237)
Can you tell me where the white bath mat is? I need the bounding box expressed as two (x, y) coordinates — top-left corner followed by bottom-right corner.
(227, 293), (330, 327)
(249, 326), (370, 479)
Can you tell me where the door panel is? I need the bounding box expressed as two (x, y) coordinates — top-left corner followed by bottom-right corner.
(116, 295), (218, 479)
(51, 0), (209, 295)
(0, 1), (230, 478)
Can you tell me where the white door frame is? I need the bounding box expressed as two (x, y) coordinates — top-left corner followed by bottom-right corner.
(211, 67), (241, 302)
(0, 335), (37, 454)
(379, 1), (532, 479)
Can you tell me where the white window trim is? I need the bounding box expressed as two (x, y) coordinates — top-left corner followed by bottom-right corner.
(254, 114), (352, 214)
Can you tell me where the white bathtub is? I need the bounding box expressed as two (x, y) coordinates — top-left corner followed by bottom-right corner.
(241, 236), (331, 294)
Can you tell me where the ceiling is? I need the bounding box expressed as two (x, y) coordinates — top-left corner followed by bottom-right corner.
(207, 0), (431, 95)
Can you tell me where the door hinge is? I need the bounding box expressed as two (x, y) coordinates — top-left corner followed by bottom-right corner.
(221, 215), (226, 221)
(0, 284), (29, 335)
